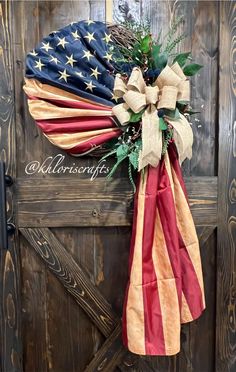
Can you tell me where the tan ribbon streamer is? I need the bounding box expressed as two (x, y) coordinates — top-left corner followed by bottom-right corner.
(112, 62), (192, 170)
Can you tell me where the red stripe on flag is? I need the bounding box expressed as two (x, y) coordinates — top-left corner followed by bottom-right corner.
(156, 161), (182, 307)
(28, 96), (112, 111)
(178, 231), (205, 319)
(168, 142), (188, 199)
(122, 173), (141, 348)
(66, 130), (121, 154)
(128, 173), (141, 273)
(142, 166), (166, 355)
(36, 116), (116, 134)
(167, 143), (205, 319)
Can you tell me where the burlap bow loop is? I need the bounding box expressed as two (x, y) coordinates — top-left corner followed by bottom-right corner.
(126, 67), (146, 93)
(113, 73), (127, 98)
(145, 86), (159, 105)
(112, 62), (193, 170)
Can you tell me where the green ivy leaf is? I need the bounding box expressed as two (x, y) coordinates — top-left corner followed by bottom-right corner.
(132, 42), (143, 64)
(129, 151), (139, 170)
(116, 144), (129, 159)
(177, 100), (189, 105)
(186, 109), (201, 115)
(135, 138), (142, 149)
(100, 148), (117, 162)
(153, 52), (168, 69)
(129, 109), (145, 123)
(140, 35), (151, 53)
(183, 63), (203, 76)
(159, 117), (168, 130)
(173, 52), (191, 67)
(152, 44), (162, 66)
(164, 108), (180, 120)
(107, 155), (127, 179)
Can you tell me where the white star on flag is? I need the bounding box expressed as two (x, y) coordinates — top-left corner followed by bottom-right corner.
(41, 42), (53, 52)
(29, 49), (38, 57)
(103, 52), (113, 62)
(90, 67), (101, 79)
(102, 33), (112, 43)
(85, 20), (95, 25)
(66, 54), (77, 67)
(82, 50), (94, 61)
(85, 81), (96, 92)
(84, 32), (96, 43)
(75, 71), (84, 78)
(35, 59), (45, 71)
(58, 69), (70, 82)
(71, 30), (80, 40)
(57, 37), (68, 49)
(50, 56), (59, 64)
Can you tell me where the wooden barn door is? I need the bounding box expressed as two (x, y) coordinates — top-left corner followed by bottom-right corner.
(0, 1), (235, 371)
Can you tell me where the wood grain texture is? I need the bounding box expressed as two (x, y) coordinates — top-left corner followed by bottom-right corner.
(93, 226), (130, 315)
(21, 227), (132, 371)
(20, 227), (120, 338)
(113, 0), (141, 24)
(21, 228), (106, 372)
(0, 1), (22, 371)
(178, 230), (217, 372)
(16, 176), (217, 227)
(50, 227), (105, 371)
(0, 0), (229, 370)
(216, 2), (236, 371)
(84, 325), (125, 372)
(20, 236), (49, 372)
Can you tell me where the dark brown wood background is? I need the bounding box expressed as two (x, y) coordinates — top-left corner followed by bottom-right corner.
(0, 1), (235, 371)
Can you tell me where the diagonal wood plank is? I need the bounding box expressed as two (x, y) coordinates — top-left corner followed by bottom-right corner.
(84, 324), (125, 372)
(84, 324), (152, 372)
(196, 226), (216, 247)
(20, 227), (139, 371)
(20, 227), (120, 338)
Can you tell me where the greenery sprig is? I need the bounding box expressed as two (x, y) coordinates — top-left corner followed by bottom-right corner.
(104, 18), (203, 189)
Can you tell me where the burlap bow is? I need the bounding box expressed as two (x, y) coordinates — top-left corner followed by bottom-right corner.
(112, 62), (193, 170)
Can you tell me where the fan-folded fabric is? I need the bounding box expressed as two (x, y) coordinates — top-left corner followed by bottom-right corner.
(24, 78), (121, 155)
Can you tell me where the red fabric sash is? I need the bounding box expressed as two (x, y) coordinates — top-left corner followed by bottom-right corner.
(122, 142), (205, 356)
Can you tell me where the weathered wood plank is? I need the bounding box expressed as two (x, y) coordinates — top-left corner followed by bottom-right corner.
(216, 2), (236, 371)
(21, 227), (134, 371)
(16, 176), (217, 227)
(188, 0), (218, 177)
(93, 226), (130, 315)
(196, 226), (216, 247)
(85, 325), (125, 372)
(20, 227), (120, 338)
(51, 227), (105, 371)
(0, 1), (22, 371)
(118, 355), (153, 372)
(113, 0), (141, 24)
(46, 268), (103, 372)
(20, 237), (49, 372)
(178, 230), (217, 372)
